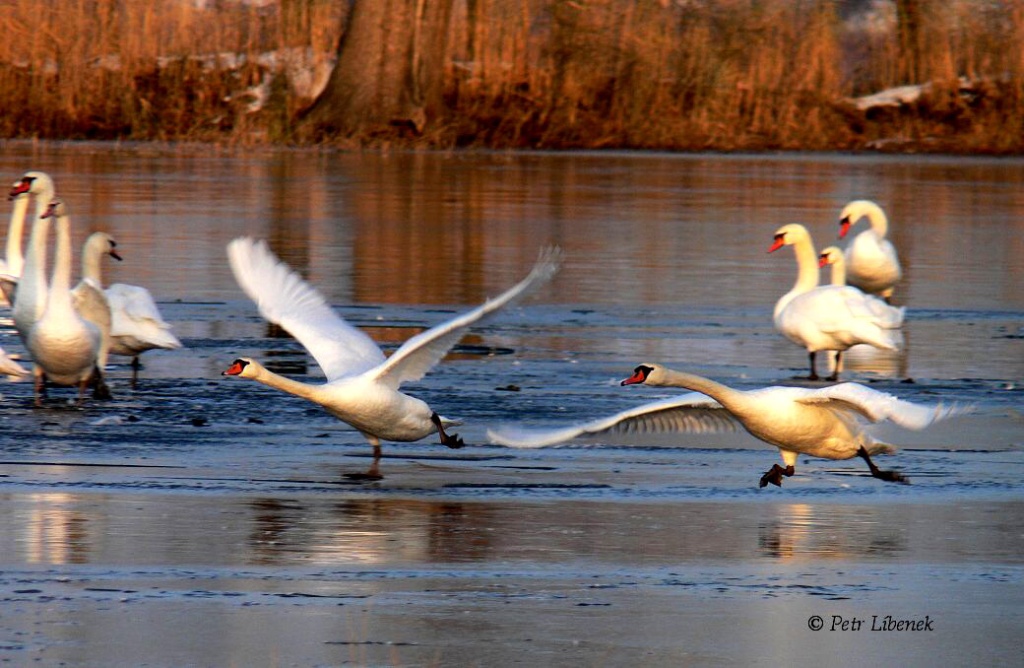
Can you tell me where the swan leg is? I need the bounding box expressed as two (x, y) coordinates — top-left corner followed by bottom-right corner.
(76, 378), (91, 406)
(344, 436), (384, 481)
(130, 356), (141, 389)
(33, 367), (46, 407)
(91, 366), (113, 400)
(826, 351), (842, 382)
(806, 352), (820, 381)
(432, 412), (464, 449)
(759, 464), (796, 488)
(856, 446), (909, 484)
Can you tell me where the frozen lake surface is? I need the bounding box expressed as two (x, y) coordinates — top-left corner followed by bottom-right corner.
(0, 143), (1021, 666)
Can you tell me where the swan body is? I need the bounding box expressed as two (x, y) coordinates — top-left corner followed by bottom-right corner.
(78, 232), (182, 374)
(488, 363), (965, 487)
(819, 245), (904, 328)
(223, 237), (561, 467)
(838, 200), (902, 300)
(11, 171), (57, 344)
(27, 200), (103, 404)
(769, 223), (903, 380)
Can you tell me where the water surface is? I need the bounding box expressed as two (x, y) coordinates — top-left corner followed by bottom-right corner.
(0, 143), (1021, 666)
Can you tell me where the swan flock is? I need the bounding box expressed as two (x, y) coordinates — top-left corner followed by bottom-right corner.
(1, 175), (965, 487)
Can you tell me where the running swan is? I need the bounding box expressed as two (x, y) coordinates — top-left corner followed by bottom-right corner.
(223, 238), (561, 476)
(838, 200), (902, 301)
(487, 363), (965, 487)
(769, 223), (902, 381)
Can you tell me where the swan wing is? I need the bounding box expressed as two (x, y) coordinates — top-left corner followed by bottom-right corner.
(797, 383), (967, 429)
(0, 345), (27, 376)
(487, 392), (738, 448)
(0, 274), (18, 307)
(72, 279), (112, 330)
(227, 237), (385, 380)
(372, 246), (561, 389)
(107, 284), (168, 324)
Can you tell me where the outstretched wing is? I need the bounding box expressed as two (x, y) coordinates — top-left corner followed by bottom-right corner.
(372, 246), (562, 389)
(798, 382), (969, 430)
(487, 392), (738, 448)
(226, 237), (385, 380)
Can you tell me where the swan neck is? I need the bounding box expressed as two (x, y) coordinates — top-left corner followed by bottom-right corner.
(866, 205), (889, 237)
(20, 211), (51, 303)
(82, 239), (105, 286)
(250, 364), (319, 402)
(829, 258), (846, 286)
(650, 369), (733, 400)
(47, 215), (75, 310)
(6, 196), (29, 275)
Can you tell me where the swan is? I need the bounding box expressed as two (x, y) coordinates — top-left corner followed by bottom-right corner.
(817, 245), (906, 378)
(27, 200), (104, 406)
(11, 171), (57, 345)
(0, 345), (27, 377)
(0, 186), (30, 305)
(223, 238), (561, 477)
(768, 223), (902, 381)
(487, 363), (966, 487)
(838, 200), (902, 301)
(819, 246), (904, 327)
(79, 231), (182, 382)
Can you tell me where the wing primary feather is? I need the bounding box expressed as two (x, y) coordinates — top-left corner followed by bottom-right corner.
(226, 237), (385, 380)
(374, 246), (562, 388)
(488, 394), (736, 448)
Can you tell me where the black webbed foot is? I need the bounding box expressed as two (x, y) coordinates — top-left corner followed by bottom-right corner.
(759, 464), (796, 488)
(431, 412), (465, 449)
(857, 446), (910, 485)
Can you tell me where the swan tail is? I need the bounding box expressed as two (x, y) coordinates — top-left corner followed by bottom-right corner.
(866, 441), (897, 456)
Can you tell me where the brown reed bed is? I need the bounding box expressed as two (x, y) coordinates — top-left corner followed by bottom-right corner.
(0, 0), (1021, 153)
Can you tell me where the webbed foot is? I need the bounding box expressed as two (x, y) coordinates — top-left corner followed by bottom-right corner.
(759, 464), (796, 488)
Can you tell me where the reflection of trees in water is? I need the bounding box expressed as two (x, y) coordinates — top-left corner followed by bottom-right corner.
(247, 497), (495, 566)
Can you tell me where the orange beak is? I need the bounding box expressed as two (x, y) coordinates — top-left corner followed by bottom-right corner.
(621, 370), (646, 386)
(839, 219), (851, 238)
(222, 361), (245, 376)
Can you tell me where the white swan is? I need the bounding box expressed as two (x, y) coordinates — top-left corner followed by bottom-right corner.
(488, 363), (966, 487)
(819, 245), (904, 327)
(27, 200), (103, 405)
(0, 345), (27, 377)
(768, 223), (903, 381)
(838, 200), (902, 301)
(0, 186), (30, 305)
(223, 238), (561, 476)
(11, 171), (57, 344)
(79, 231), (182, 380)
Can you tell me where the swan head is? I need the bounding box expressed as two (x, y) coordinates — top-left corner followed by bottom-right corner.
(818, 245), (842, 268)
(85, 232), (122, 262)
(767, 223), (810, 253)
(838, 199), (884, 238)
(9, 171), (55, 200)
(41, 199), (67, 220)
(222, 357), (259, 378)
(621, 363), (662, 386)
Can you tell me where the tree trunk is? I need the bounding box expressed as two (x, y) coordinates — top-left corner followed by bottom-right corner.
(297, 0), (456, 140)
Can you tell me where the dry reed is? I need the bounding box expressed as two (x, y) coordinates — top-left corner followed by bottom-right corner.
(0, 0), (1021, 152)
